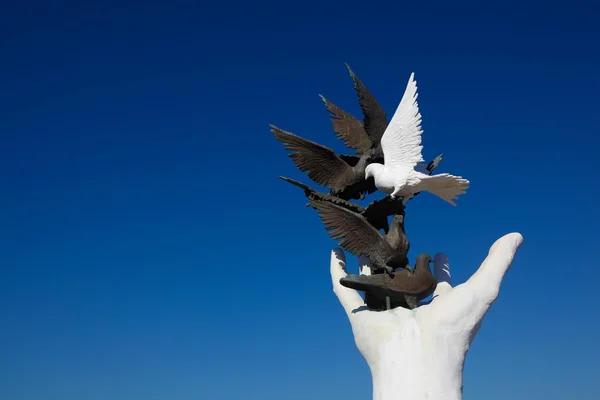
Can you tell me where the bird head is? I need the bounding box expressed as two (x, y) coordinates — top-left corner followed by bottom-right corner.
(365, 163), (382, 179)
(417, 254), (434, 265)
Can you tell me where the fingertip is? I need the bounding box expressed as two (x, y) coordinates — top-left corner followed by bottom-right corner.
(503, 232), (524, 248)
(510, 232), (524, 247)
(330, 248), (348, 281)
(489, 232), (524, 256)
(332, 248), (346, 263)
(329, 249), (364, 317)
(468, 232), (524, 302)
(357, 255), (372, 276)
(433, 252), (452, 294)
(433, 253), (449, 275)
(434, 253), (448, 264)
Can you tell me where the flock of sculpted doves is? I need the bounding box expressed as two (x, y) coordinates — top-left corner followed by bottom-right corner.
(271, 65), (470, 310)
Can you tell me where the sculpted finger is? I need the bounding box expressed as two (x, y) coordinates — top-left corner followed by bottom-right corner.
(433, 253), (452, 296)
(358, 255), (372, 276)
(465, 232), (524, 305)
(330, 248), (365, 317)
(437, 233), (523, 332)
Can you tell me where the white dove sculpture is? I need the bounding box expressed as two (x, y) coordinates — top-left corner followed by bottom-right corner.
(364, 73), (469, 205)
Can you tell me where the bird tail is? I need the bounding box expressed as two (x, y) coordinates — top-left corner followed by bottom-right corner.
(420, 173), (470, 206)
(279, 176), (313, 193)
(280, 176), (367, 213)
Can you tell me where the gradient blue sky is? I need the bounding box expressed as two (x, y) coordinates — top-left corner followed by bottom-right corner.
(1, 1), (599, 399)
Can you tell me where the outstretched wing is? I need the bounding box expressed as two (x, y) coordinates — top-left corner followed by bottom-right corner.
(380, 73), (424, 168)
(319, 95), (372, 154)
(270, 125), (354, 189)
(310, 198), (387, 258)
(346, 64), (388, 146)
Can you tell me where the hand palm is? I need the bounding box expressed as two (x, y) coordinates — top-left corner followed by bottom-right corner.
(329, 233), (523, 400)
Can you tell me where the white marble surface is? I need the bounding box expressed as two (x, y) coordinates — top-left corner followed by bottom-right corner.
(330, 233), (523, 400)
(365, 73), (469, 206)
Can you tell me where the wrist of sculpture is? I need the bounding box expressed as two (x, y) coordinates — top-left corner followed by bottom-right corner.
(369, 343), (465, 400)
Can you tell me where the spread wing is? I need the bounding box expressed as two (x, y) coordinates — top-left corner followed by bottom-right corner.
(309, 198), (388, 258)
(380, 73), (424, 168)
(319, 95), (372, 154)
(346, 64), (388, 146)
(270, 125), (354, 188)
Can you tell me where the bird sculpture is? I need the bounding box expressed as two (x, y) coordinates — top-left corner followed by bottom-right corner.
(279, 176), (404, 233)
(340, 253), (437, 310)
(319, 93), (444, 183)
(318, 65), (387, 160)
(270, 125), (378, 200)
(364, 73), (470, 205)
(318, 64), (445, 198)
(308, 197), (410, 275)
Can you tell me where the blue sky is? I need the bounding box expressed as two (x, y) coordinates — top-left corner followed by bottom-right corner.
(1, 1), (599, 399)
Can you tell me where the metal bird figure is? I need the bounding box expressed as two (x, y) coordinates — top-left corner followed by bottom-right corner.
(322, 65), (445, 169)
(270, 125), (378, 200)
(271, 124), (442, 205)
(272, 66), (442, 202)
(319, 65), (445, 194)
(279, 176), (405, 234)
(318, 64), (387, 159)
(340, 253), (437, 310)
(308, 197), (410, 275)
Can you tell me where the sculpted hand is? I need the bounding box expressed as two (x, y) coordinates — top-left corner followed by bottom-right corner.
(330, 233), (523, 400)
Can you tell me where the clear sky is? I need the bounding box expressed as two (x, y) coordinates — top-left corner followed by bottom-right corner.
(1, 1), (599, 399)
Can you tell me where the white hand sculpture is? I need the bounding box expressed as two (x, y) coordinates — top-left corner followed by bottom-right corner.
(330, 233), (523, 400)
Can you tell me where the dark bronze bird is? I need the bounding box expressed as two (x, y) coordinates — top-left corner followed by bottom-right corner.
(318, 64), (387, 159)
(279, 176), (404, 234)
(317, 94), (371, 156)
(308, 197), (410, 275)
(340, 253), (437, 310)
(270, 125), (378, 200)
(272, 66), (444, 204)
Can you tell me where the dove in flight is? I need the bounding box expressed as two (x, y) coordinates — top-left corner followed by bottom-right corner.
(364, 73), (470, 205)
(270, 125), (378, 201)
(319, 64), (444, 177)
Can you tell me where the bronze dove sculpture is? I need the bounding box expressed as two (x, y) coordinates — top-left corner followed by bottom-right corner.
(340, 253), (437, 310)
(270, 125), (378, 200)
(271, 66), (443, 202)
(320, 64), (444, 178)
(308, 197), (410, 275)
(272, 124), (441, 207)
(318, 64), (386, 160)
